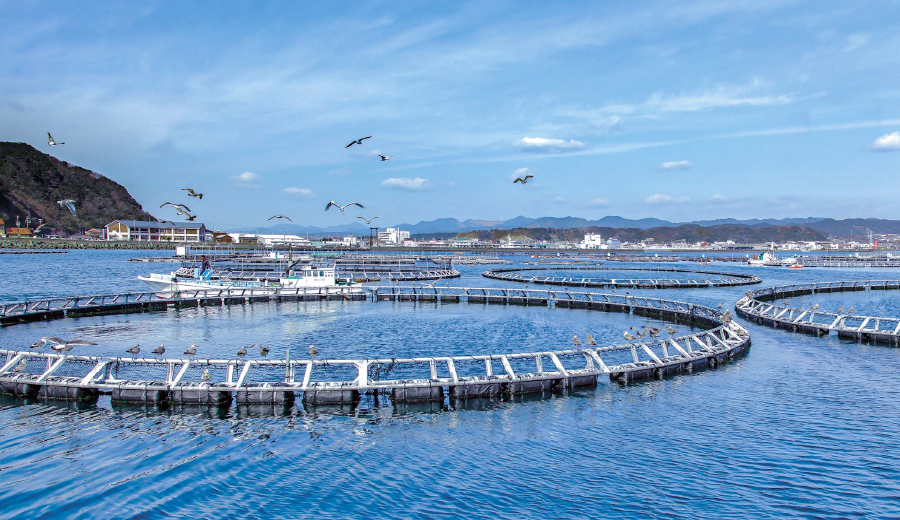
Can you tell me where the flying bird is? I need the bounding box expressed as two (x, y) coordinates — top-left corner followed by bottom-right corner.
(49, 339), (97, 352)
(572, 335), (582, 347)
(377, 154), (391, 161)
(268, 215), (293, 222)
(185, 214), (197, 221)
(184, 344), (198, 357)
(325, 201), (364, 214)
(126, 344), (141, 357)
(357, 216), (379, 225)
(586, 334), (597, 346)
(47, 132), (64, 146)
(308, 344), (318, 357)
(152, 344), (166, 357)
(160, 202), (191, 212)
(182, 188), (203, 199)
(513, 175), (534, 184)
(57, 199), (77, 216)
(31, 336), (65, 349)
(157, 219), (175, 226)
(345, 136), (372, 148)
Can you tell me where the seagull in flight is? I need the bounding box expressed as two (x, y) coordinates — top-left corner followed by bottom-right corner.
(47, 338), (97, 352)
(377, 154), (391, 161)
(160, 202), (191, 214)
(357, 216), (379, 225)
(345, 136), (372, 148)
(57, 199), (77, 216)
(325, 201), (364, 214)
(182, 188), (203, 199)
(513, 175), (533, 184)
(47, 132), (65, 146)
(185, 214), (197, 221)
(31, 337), (65, 349)
(269, 215), (293, 222)
(157, 219), (175, 226)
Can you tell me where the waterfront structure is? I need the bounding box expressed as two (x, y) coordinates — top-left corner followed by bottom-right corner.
(105, 220), (207, 242)
(5, 227), (32, 237)
(377, 227), (410, 245)
(257, 234), (311, 247)
(607, 238), (621, 248)
(579, 233), (605, 249)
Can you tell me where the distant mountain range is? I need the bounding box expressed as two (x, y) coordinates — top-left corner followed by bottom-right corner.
(243, 215), (890, 239)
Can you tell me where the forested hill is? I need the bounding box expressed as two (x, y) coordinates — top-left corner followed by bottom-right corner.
(0, 142), (153, 233)
(456, 224), (828, 243)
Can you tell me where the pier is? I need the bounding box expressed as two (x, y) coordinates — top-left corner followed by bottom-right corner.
(735, 280), (900, 343)
(0, 287), (750, 407)
(483, 266), (762, 289)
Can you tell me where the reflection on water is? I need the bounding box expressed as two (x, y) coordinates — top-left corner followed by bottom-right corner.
(1, 251), (900, 518)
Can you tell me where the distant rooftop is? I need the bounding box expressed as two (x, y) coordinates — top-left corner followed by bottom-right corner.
(107, 220), (205, 230)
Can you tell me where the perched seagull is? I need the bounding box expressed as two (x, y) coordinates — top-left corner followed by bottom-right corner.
(258, 346), (270, 358)
(201, 369), (210, 382)
(848, 306), (855, 314)
(837, 306), (844, 314)
(811, 304), (819, 310)
(717, 303), (723, 309)
(12, 359), (26, 372)
(345, 136), (372, 148)
(237, 346), (248, 357)
(377, 154), (391, 161)
(47, 132), (64, 146)
(586, 334), (597, 346)
(623, 331), (637, 343)
(513, 175), (534, 184)
(126, 344), (141, 357)
(666, 326), (677, 336)
(325, 201), (364, 214)
(783, 300), (790, 306)
(182, 188), (203, 199)
(152, 344), (166, 357)
(357, 216), (379, 225)
(268, 215), (293, 222)
(308, 344), (318, 357)
(572, 335), (582, 347)
(57, 199), (77, 216)
(49, 339), (97, 352)
(184, 344), (198, 358)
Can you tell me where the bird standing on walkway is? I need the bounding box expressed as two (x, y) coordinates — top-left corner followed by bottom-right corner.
(308, 344), (318, 357)
(783, 300), (790, 306)
(837, 306), (844, 314)
(586, 334), (597, 346)
(184, 344), (198, 358)
(572, 335), (582, 347)
(126, 344), (141, 357)
(848, 306), (854, 314)
(258, 345), (270, 358)
(237, 346), (248, 357)
(345, 136), (372, 148)
(47, 132), (64, 146)
(666, 326), (677, 336)
(811, 304), (819, 310)
(152, 344), (166, 357)
(325, 201), (364, 214)
(624, 331), (636, 343)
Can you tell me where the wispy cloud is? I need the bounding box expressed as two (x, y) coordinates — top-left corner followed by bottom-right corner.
(843, 33), (869, 53)
(709, 194), (729, 202)
(513, 137), (586, 153)
(869, 131), (900, 152)
(645, 194), (690, 204)
(588, 198), (610, 206)
(283, 187), (312, 196)
(233, 171), (259, 182)
(659, 160), (693, 171)
(511, 167), (532, 181)
(327, 168), (350, 176)
(381, 177), (431, 190)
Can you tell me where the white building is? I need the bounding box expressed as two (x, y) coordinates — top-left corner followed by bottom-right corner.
(257, 234), (312, 247)
(377, 227), (410, 245)
(579, 233), (605, 249)
(105, 220), (207, 242)
(606, 237), (622, 249)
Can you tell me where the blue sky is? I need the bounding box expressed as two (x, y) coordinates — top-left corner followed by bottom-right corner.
(2, 1), (899, 229)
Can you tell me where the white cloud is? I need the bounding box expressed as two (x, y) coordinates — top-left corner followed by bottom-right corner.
(514, 136), (586, 153)
(869, 132), (900, 152)
(511, 167), (532, 181)
(283, 187), (312, 197)
(709, 194), (728, 202)
(234, 171), (259, 182)
(843, 33), (869, 53)
(588, 198), (609, 206)
(643, 81), (793, 113)
(659, 160), (693, 171)
(381, 177), (431, 190)
(645, 194), (690, 204)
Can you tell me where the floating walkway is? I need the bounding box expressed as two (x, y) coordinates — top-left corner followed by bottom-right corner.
(483, 266), (761, 289)
(0, 287), (750, 407)
(735, 280), (900, 343)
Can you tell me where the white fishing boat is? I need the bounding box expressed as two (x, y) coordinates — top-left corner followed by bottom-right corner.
(139, 263), (356, 293)
(747, 249), (797, 267)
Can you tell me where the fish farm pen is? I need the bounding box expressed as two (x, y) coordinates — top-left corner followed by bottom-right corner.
(482, 266), (762, 289)
(735, 280), (900, 342)
(0, 287), (749, 409)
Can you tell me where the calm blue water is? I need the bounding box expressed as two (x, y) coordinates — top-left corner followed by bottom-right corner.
(1, 250), (900, 519)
